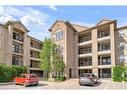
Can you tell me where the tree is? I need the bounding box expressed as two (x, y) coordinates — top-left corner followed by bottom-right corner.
(40, 38), (65, 80)
(40, 38), (57, 78)
(53, 53), (65, 77)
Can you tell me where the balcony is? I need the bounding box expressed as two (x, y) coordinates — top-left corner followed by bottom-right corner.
(12, 61), (23, 66)
(79, 47), (92, 54)
(79, 62), (92, 66)
(98, 44), (111, 55)
(30, 55), (40, 61)
(98, 56), (111, 65)
(78, 53), (92, 58)
(30, 62), (41, 70)
(12, 47), (23, 55)
(79, 58), (92, 67)
(78, 34), (92, 46)
(13, 32), (24, 42)
(30, 42), (42, 50)
(30, 63), (39, 68)
(98, 32), (110, 38)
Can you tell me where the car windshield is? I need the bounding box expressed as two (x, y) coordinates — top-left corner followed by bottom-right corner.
(28, 75), (37, 78)
(80, 74), (90, 77)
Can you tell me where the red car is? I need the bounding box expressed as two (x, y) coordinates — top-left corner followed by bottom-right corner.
(14, 74), (39, 87)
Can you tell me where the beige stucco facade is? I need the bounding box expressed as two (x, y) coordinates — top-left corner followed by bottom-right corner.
(0, 21), (43, 77)
(49, 19), (127, 78)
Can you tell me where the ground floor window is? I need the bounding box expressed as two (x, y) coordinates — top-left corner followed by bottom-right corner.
(98, 68), (111, 78)
(30, 70), (43, 77)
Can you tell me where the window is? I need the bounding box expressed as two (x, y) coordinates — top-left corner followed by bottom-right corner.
(60, 44), (64, 52)
(55, 30), (63, 40)
(119, 29), (126, 37)
(55, 44), (64, 53)
(102, 56), (111, 65)
(119, 42), (126, 49)
(119, 55), (126, 63)
(13, 44), (21, 53)
(13, 32), (23, 41)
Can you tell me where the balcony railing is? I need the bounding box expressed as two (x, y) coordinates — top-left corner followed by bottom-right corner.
(30, 64), (40, 68)
(79, 62), (92, 66)
(30, 44), (41, 50)
(30, 55), (40, 59)
(98, 32), (110, 38)
(12, 48), (23, 54)
(12, 61), (23, 66)
(13, 35), (24, 42)
(79, 36), (91, 43)
(98, 62), (111, 65)
(98, 45), (110, 51)
(79, 49), (92, 54)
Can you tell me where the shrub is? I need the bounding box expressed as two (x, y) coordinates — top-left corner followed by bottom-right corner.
(0, 64), (27, 82)
(55, 76), (66, 81)
(43, 77), (48, 81)
(113, 65), (125, 82)
(123, 77), (127, 82)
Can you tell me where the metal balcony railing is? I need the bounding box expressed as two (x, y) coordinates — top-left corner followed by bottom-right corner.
(12, 47), (23, 54)
(12, 61), (23, 66)
(98, 32), (110, 38)
(98, 62), (111, 65)
(79, 36), (91, 43)
(30, 44), (42, 50)
(79, 49), (92, 54)
(79, 62), (92, 66)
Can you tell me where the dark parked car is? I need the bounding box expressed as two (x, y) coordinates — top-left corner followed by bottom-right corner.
(14, 74), (38, 87)
(79, 73), (98, 86)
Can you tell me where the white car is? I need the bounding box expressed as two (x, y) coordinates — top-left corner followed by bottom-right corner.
(79, 73), (98, 86)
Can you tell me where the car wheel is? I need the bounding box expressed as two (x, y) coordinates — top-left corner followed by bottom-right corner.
(23, 82), (27, 87)
(79, 82), (83, 86)
(35, 83), (38, 86)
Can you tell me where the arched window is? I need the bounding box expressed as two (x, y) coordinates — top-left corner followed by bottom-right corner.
(55, 30), (63, 40)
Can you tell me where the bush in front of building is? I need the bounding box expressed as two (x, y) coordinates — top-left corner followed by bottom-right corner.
(113, 65), (125, 82)
(0, 64), (27, 82)
(55, 76), (66, 81)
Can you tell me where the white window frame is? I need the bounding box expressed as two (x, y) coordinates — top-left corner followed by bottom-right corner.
(55, 30), (63, 41)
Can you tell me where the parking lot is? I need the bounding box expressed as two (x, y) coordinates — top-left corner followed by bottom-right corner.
(0, 78), (127, 89)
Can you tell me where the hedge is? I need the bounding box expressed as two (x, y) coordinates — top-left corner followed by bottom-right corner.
(0, 64), (27, 82)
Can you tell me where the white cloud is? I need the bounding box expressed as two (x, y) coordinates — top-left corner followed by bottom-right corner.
(0, 6), (50, 40)
(20, 8), (48, 28)
(0, 14), (16, 24)
(48, 5), (57, 11)
(0, 6), (25, 17)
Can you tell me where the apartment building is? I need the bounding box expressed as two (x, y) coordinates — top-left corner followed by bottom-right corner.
(49, 19), (127, 79)
(28, 36), (43, 77)
(0, 21), (43, 77)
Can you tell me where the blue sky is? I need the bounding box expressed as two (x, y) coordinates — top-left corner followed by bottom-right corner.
(0, 6), (127, 41)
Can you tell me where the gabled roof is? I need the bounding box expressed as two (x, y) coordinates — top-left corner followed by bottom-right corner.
(4, 21), (29, 32)
(48, 20), (77, 32)
(27, 35), (43, 44)
(96, 18), (114, 26)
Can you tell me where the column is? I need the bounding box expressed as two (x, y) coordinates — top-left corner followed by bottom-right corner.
(92, 28), (98, 77)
